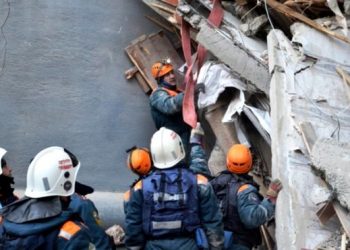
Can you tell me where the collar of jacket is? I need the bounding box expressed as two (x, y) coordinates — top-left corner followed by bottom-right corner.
(159, 80), (177, 91)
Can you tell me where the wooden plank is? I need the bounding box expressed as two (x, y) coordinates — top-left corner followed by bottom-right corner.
(333, 202), (350, 237)
(266, 0), (350, 44)
(336, 67), (350, 86)
(316, 201), (336, 225)
(260, 225), (275, 250)
(145, 15), (175, 33)
(299, 121), (317, 155)
(135, 72), (151, 95)
(336, 66), (350, 101)
(150, 2), (176, 15)
(125, 31), (184, 91)
(124, 67), (139, 80)
(160, 0), (178, 7)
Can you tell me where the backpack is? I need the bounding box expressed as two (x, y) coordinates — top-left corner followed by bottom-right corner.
(210, 171), (261, 247)
(142, 167), (200, 238)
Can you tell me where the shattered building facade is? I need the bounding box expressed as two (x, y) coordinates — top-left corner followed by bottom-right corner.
(125, 0), (350, 248)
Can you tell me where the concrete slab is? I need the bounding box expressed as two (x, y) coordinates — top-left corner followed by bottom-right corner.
(268, 26), (350, 249)
(311, 138), (350, 210)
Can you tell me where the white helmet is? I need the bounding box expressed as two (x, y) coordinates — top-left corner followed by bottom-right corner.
(0, 147), (7, 175)
(150, 127), (185, 169)
(25, 146), (80, 198)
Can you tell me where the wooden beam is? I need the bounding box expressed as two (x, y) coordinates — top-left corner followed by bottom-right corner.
(336, 66), (350, 86)
(299, 121), (317, 155)
(150, 2), (176, 15)
(266, 0), (350, 44)
(124, 67), (139, 80)
(145, 15), (175, 33)
(333, 202), (350, 238)
(160, 0), (178, 7)
(135, 72), (151, 95)
(336, 66), (350, 101)
(284, 0), (327, 7)
(260, 225), (275, 250)
(316, 201), (336, 225)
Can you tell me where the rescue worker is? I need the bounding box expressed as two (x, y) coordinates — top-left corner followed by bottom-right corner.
(125, 127), (224, 250)
(0, 148), (18, 208)
(149, 59), (191, 153)
(123, 146), (153, 215)
(0, 146), (93, 249)
(210, 144), (283, 250)
(70, 181), (113, 250)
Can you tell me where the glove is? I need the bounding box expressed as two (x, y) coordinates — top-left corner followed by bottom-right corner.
(266, 178), (283, 204)
(190, 122), (204, 145)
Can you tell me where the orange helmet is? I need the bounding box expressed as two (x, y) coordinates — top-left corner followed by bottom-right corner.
(126, 147), (152, 176)
(226, 144), (252, 174)
(151, 61), (173, 79)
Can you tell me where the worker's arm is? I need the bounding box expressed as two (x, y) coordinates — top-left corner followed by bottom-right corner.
(197, 175), (224, 250)
(125, 182), (145, 250)
(189, 144), (211, 177)
(69, 194), (112, 250)
(149, 89), (183, 114)
(237, 185), (275, 229)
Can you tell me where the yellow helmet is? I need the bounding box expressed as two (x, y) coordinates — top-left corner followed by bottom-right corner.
(127, 147), (152, 176)
(226, 144), (252, 174)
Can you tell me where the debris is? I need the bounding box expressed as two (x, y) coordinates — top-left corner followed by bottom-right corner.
(130, 0), (350, 248)
(105, 224), (125, 246)
(125, 31), (183, 92)
(266, 0), (350, 44)
(124, 67), (139, 80)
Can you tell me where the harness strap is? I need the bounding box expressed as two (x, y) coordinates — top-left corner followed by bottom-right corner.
(181, 0), (224, 128)
(158, 172), (166, 202)
(177, 168), (185, 206)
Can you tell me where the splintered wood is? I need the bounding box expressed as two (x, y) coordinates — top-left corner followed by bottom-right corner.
(125, 31), (183, 94)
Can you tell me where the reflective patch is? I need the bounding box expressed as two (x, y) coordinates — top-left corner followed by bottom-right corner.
(152, 220), (182, 230)
(43, 177), (50, 191)
(59, 221), (81, 240)
(123, 190), (131, 202)
(248, 193), (259, 202)
(133, 181), (142, 191)
(153, 192), (186, 202)
(237, 184), (249, 193)
(196, 174), (208, 185)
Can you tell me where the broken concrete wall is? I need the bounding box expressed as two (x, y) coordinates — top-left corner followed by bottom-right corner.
(268, 21), (350, 248)
(178, 0), (270, 95)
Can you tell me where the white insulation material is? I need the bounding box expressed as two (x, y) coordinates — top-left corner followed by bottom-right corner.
(197, 61), (247, 108)
(268, 23), (350, 249)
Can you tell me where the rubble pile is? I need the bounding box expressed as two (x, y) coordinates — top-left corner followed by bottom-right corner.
(125, 0), (350, 248)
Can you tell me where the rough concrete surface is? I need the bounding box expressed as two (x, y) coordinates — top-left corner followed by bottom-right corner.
(311, 138), (350, 210)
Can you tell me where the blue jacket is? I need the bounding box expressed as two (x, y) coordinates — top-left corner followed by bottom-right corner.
(188, 144), (211, 178)
(149, 87), (191, 152)
(125, 167), (224, 250)
(123, 143), (212, 216)
(69, 193), (112, 250)
(237, 185), (275, 229)
(0, 175), (18, 208)
(0, 196), (92, 250)
(211, 172), (275, 249)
